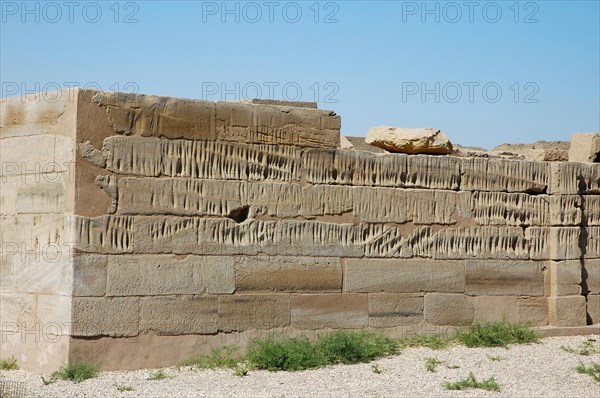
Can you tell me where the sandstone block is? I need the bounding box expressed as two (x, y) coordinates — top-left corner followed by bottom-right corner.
(491, 141), (569, 162)
(549, 195), (582, 226)
(584, 196), (600, 226)
(235, 256), (341, 293)
(587, 295), (600, 324)
(527, 227), (582, 260)
(584, 259), (600, 294)
(368, 293), (424, 327)
(218, 295), (290, 332)
(460, 157), (549, 193)
(548, 296), (587, 327)
(36, 294), (71, 335)
(586, 227), (600, 259)
(466, 260), (545, 296)
(344, 259), (465, 293)
(75, 215), (133, 254)
(0, 293), (37, 330)
(404, 155), (461, 190)
(424, 293), (473, 326)
(432, 227), (528, 260)
(549, 260), (582, 296)
(569, 133), (600, 163)
(202, 256), (235, 294)
(291, 294), (368, 329)
(517, 297), (548, 326)
(549, 162), (600, 195)
(471, 192), (548, 226)
(470, 296), (518, 323)
(0, 136), (57, 176)
(73, 254), (107, 296)
(72, 297), (139, 337)
(140, 296), (219, 335)
(365, 126), (453, 155)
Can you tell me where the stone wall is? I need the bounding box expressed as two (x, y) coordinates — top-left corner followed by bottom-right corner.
(1, 88), (598, 371)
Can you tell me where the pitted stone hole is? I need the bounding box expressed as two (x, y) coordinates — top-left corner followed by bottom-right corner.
(227, 206), (250, 223)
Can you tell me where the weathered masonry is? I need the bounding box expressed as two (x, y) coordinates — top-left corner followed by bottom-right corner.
(1, 89), (599, 372)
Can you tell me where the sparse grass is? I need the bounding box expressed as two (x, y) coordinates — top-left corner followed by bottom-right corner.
(371, 364), (382, 374)
(456, 320), (539, 348)
(576, 362), (600, 382)
(41, 376), (55, 385)
(178, 346), (240, 369)
(0, 356), (19, 370)
(51, 362), (99, 383)
(398, 335), (450, 350)
(234, 363), (250, 377)
(486, 354), (505, 362)
(116, 384), (134, 391)
(443, 372), (501, 392)
(425, 357), (444, 372)
(247, 330), (399, 372)
(147, 369), (169, 381)
(562, 339), (600, 356)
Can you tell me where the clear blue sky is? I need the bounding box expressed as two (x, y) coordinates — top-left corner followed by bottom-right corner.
(1, 1), (598, 148)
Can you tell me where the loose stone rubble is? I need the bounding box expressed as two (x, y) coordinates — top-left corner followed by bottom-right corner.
(365, 126), (453, 154)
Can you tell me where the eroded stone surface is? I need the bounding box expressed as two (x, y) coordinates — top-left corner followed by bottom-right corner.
(366, 126), (453, 154)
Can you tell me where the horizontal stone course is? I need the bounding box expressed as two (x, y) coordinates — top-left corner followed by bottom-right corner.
(465, 260), (545, 296)
(291, 294), (368, 329)
(368, 293), (423, 327)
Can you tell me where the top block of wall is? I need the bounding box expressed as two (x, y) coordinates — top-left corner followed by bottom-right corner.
(90, 91), (341, 149)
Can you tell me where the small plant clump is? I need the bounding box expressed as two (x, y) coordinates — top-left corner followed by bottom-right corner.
(51, 362), (99, 383)
(0, 356), (19, 370)
(146, 369), (169, 381)
(247, 330), (399, 372)
(561, 339), (600, 356)
(457, 320), (540, 348)
(425, 357), (444, 372)
(443, 372), (501, 392)
(398, 335), (450, 350)
(576, 362), (600, 382)
(178, 346), (240, 369)
(116, 384), (134, 391)
(371, 364), (383, 374)
(486, 354), (505, 362)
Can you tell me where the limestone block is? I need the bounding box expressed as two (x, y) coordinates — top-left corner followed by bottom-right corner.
(527, 227), (581, 260)
(549, 195), (582, 226)
(0, 90), (70, 138)
(569, 133), (600, 163)
(0, 293), (37, 330)
(432, 227), (528, 260)
(586, 227), (600, 259)
(549, 260), (582, 296)
(140, 296), (219, 335)
(548, 295), (587, 327)
(104, 136), (161, 176)
(75, 215), (134, 254)
(246, 182), (303, 217)
(517, 297), (548, 326)
(340, 135), (354, 149)
(218, 295), (290, 332)
(549, 162), (600, 195)
(344, 259), (465, 293)
(73, 254), (107, 297)
(291, 294), (368, 329)
(0, 174), (66, 214)
(470, 296), (518, 323)
(277, 221), (368, 257)
(492, 141), (569, 162)
(471, 192), (548, 226)
(460, 157), (549, 193)
(424, 293), (473, 326)
(365, 126), (453, 155)
(585, 259), (600, 294)
(106, 255), (201, 296)
(72, 297), (139, 337)
(36, 294), (71, 335)
(368, 293), (424, 327)
(302, 149), (406, 187)
(465, 260), (545, 296)
(235, 256), (341, 293)
(587, 295), (600, 324)
(202, 256), (236, 294)
(0, 135), (57, 176)
(0, 177), (17, 214)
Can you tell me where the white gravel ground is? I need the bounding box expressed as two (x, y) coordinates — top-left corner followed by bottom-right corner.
(1, 335), (599, 398)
